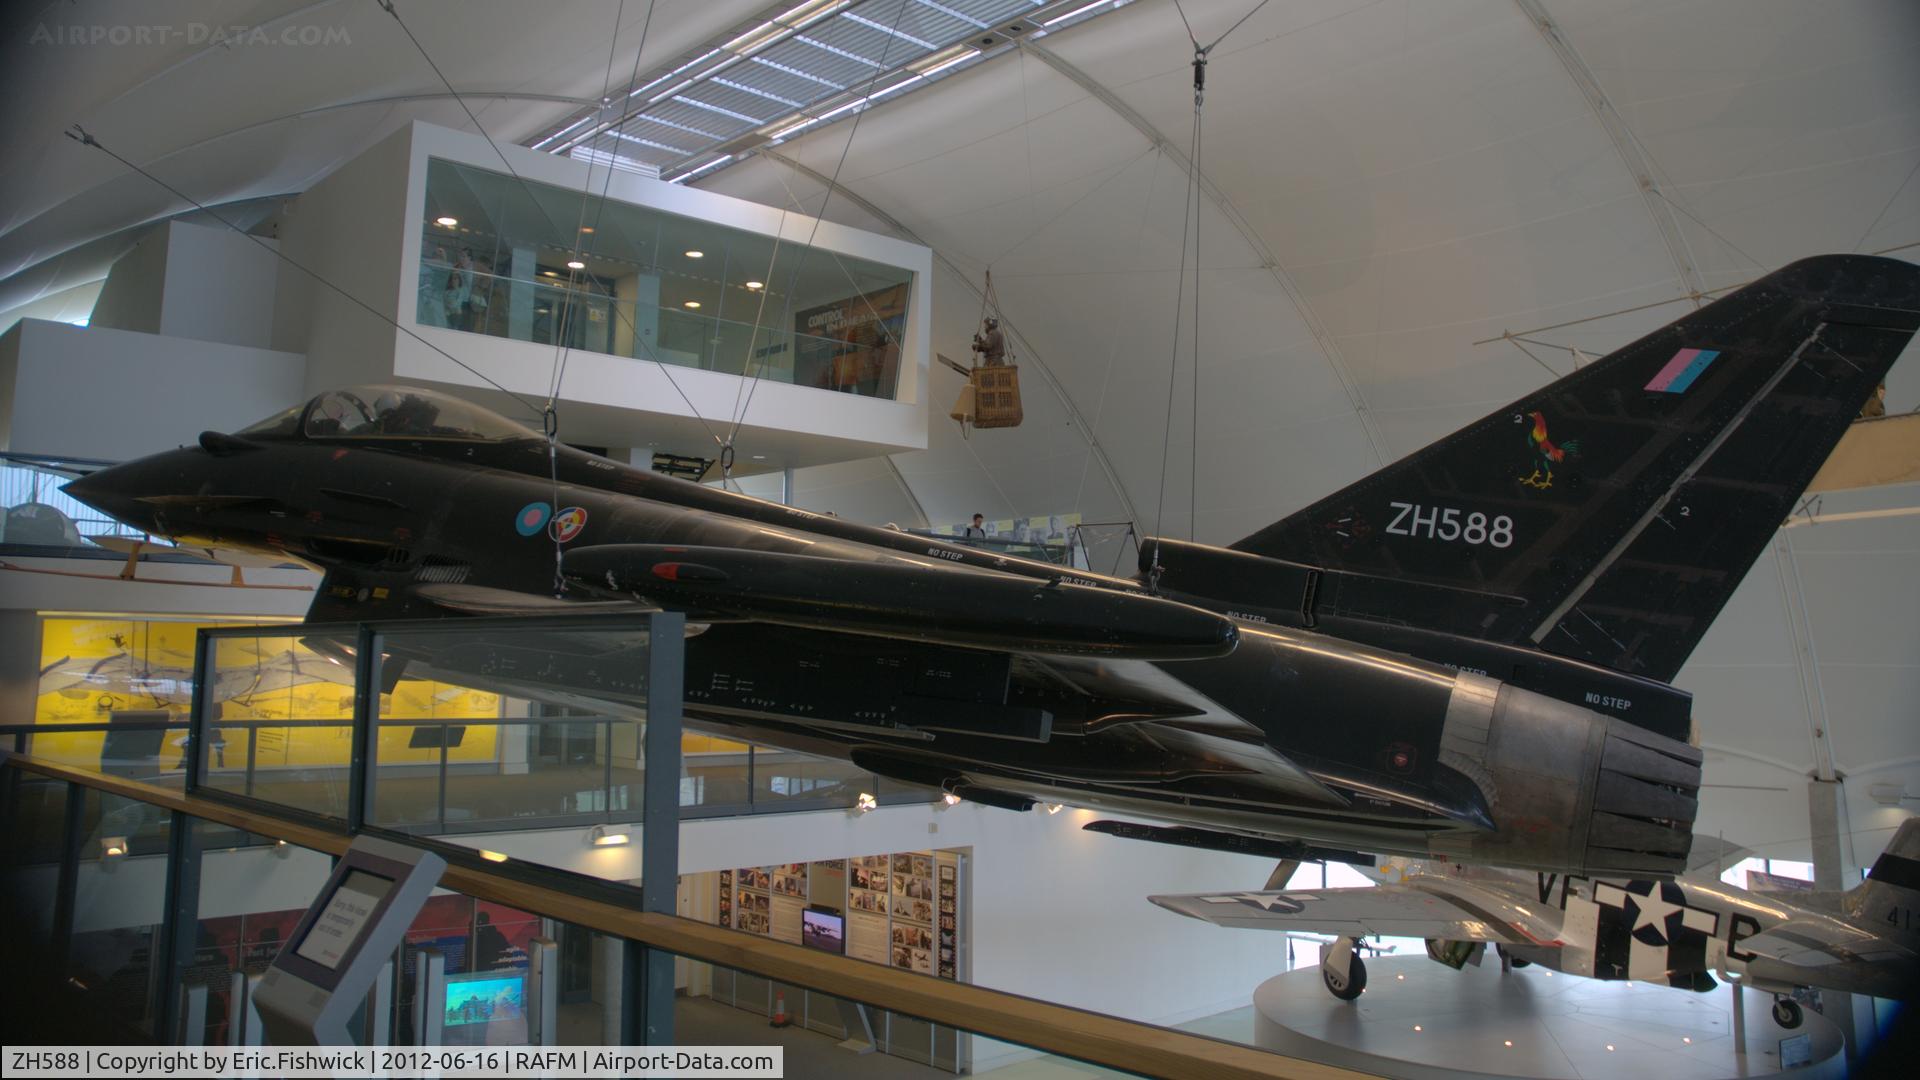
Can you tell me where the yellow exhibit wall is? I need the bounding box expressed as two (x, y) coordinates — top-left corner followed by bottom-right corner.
(34, 618), (503, 771)
(34, 615), (726, 769)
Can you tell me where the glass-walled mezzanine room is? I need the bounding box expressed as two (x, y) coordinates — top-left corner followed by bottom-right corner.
(417, 158), (915, 400)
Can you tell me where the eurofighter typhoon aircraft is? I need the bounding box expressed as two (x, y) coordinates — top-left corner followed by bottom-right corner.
(1151, 820), (1920, 1024)
(65, 255), (1918, 881)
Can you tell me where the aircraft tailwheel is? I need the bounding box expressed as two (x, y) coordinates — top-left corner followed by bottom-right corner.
(1323, 954), (1367, 1001)
(1771, 996), (1803, 1029)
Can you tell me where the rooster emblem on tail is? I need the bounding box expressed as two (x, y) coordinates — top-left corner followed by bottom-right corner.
(1519, 410), (1580, 490)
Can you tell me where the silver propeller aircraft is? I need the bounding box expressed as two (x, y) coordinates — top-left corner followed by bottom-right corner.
(1151, 818), (1920, 1027)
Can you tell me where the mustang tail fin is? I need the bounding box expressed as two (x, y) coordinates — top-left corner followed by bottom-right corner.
(1229, 254), (1920, 681)
(1848, 819), (1920, 945)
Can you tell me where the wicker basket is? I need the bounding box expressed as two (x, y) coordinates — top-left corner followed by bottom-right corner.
(970, 365), (1024, 428)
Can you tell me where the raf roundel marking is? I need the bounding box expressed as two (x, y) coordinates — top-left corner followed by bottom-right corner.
(515, 502), (553, 537)
(549, 505), (589, 543)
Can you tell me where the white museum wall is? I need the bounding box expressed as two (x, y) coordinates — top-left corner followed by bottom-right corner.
(0, 318), (305, 461)
(86, 222), (169, 337)
(152, 219), (282, 350)
(88, 219), (282, 350)
(271, 121), (413, 392)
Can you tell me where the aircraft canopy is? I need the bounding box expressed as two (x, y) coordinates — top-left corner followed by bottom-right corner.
(237, 386), (536, 443)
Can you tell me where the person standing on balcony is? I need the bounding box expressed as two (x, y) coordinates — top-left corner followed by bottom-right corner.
(446, 248), (475, 329)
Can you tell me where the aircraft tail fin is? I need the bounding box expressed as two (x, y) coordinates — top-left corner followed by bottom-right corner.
(1851, 819), (1920, 921)
(1228, 255), (1920, 682)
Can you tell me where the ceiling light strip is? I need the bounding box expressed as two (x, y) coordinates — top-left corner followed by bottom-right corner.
(795, 34), (890, 69)
(1043, 0), (1116, 26)
(609, 130), (692, 155)
(711, 77), (805, 108)
(674, 96), (769, 125)
(912, 0), (993, 30)
(669, 154), (736, 184)
(749, 54), (847, 90)
(844, 11), (939, 50)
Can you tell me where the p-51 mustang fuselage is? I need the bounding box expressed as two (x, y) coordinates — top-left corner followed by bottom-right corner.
(66, 254), (1920, 878)
(1152, 819), (1920, 1016)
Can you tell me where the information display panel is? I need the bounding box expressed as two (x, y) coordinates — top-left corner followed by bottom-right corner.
(293, 870), (395, 969)
(252, 836), (446, 1045)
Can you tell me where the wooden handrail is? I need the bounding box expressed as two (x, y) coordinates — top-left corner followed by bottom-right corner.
(3, 754), (1376, 1079)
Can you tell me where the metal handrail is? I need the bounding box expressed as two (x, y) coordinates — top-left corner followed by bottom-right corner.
(1, 753), (1366, 1080)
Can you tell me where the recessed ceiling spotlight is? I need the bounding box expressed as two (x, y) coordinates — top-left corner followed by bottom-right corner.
(744, 280), (764, 289)
(751, 454), (766, 460)
(434, 216), (458, 227)
(580, 226), (595, 234)
(684, 249), (704, 258)
(683, 300), (701, 309)
(542, 270), (558, 277)
(567, 260), (586, 270)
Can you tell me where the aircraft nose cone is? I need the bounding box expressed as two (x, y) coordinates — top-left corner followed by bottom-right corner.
(60, 469), (109, 510)
(61, 461), (156, 534)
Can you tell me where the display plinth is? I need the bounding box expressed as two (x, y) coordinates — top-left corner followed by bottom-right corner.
(1251, 955), (1843, 1080)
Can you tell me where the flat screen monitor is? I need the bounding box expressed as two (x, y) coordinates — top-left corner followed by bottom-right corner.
(442, 971), (528, 1045)
(292, 869), (394, 970)
(801, 908), (845, 955)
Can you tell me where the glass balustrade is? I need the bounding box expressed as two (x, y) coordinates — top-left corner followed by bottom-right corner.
(5, 766), (1191, 1076)
(415, 263), (905, 398)
(417, 157), (913, 401)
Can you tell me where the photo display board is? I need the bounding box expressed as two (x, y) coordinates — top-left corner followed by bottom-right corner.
(889, 853), (935, 975)
(718, 849), (960, 981)
(847, 854), (891, 965)
(770, 863), (806, 945)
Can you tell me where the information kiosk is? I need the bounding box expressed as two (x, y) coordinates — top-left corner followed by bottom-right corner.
(252, 835), (447, 1045)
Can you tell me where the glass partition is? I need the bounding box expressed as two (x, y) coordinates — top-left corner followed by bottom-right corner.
(197, 627), (359, 821)
(64, 789), (173, 1038)
(28, 615), (208, 779)
(419, 158), (913, 399)
(189, 618), (937, 834)
(366, 623), (652, 834)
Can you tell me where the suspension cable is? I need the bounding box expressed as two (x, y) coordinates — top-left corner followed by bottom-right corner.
(1190, 46), (1205, 543)
(380, 0), (734, 471)
(1149, 46), (1206, 586)
(720, 0), (918, 473)
(1152, 0), (1270, 559)
(538, 0), (651, 595)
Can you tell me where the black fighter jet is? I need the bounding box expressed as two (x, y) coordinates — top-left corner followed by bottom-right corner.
(66, 254), (1919, 877)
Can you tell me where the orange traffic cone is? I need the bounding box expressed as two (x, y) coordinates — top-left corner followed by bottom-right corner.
(770, 991), (791, 1028)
